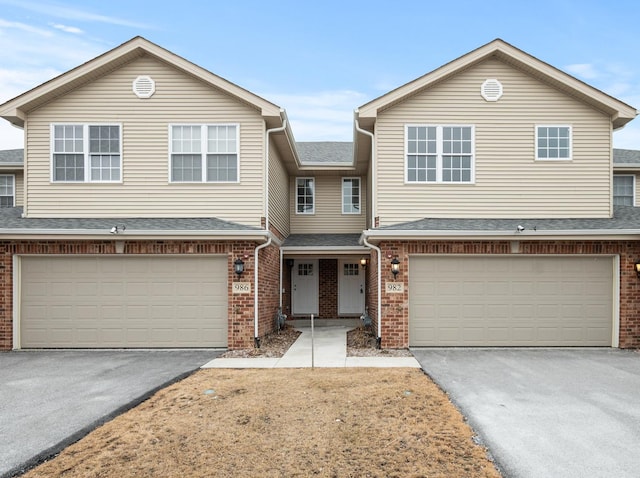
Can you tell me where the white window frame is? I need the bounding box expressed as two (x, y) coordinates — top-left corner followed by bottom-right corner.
(296, 177), (315, 215)
(405, 124), (475, 184)
(50, 123), (123, 183)
(0, 174), (15, 207)
(535, 125), (572, 161)
(613, 174), (635, 206)
(168, 124), (240, 183)
(342, 177), (361, 215)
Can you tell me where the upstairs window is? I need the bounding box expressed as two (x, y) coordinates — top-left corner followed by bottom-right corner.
(536, 125), (571, 160)
(342, 177), (361, 214)
(613, 175), (635, 206)
(296, 177), (314, 214)
(52, 124), (121, 182)
(170, 124), (238, 182)
(406, 125), (474, 183)
(0, 174), (14, 207)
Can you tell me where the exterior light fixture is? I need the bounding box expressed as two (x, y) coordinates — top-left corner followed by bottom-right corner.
(109, 224), (126, 234)
(285, 258), (295, 269)
(234, 258), (245, 278)
(360, 257), (368, 268)
(391, 257), (400, 278)
(635, 260), (640, 278)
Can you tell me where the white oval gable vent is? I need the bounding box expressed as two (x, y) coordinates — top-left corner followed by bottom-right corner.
(481, 78), (503, 102)
(132, 75), (155, 98)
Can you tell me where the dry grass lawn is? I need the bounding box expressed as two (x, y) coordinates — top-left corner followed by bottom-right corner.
(22, 368), (501, 478)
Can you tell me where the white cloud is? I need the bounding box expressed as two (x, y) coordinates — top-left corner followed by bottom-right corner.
(0, 17), (53, 36)
(264, 90), (368, 141)
(565, 63), (600, 80)
(0, 0), (151, 29)
(50, 23), (83, 34)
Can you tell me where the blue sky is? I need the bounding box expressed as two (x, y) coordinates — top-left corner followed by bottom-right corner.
(1, 0), (639, 150)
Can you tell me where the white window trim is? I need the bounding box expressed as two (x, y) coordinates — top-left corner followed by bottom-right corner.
(404, 124), (476, 184)
(50, 123), (123, 183)
(342, 177), (361, 215)
(613, 174), (636, 206)
(0, 174), (15, 207)
(295, 177), (315, 215)
(535, 124), (572, 161)
(168, 123), (240, 184)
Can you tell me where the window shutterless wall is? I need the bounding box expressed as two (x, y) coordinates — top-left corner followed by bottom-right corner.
(374, 57), (612, 225)
(24, 55), (265, 224)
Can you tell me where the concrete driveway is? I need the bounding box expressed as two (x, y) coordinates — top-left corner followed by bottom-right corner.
(412, 348), (640, 478)
(0, 349), (221, 478)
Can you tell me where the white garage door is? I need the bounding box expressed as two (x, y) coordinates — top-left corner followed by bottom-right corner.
(20, 256), (228, 348)
(409, 255), (614, 346)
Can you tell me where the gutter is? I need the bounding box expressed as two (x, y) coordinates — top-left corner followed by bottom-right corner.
(264, 112), (288, 231)
(254, 234), (272, 347)
(362, 228), (640, 241)
(354, 111), (375, 228)
(0, 229), (272, 241)
(362, 235), (382, 349)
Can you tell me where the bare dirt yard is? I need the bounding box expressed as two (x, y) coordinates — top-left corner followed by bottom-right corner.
(22, 368), (502, 478)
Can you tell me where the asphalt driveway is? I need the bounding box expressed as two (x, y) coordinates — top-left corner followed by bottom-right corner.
(0, 349), (221, 478)
(412, 348), (640, 478)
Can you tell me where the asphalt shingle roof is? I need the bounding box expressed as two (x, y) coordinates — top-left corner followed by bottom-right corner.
(0, 149), (23, 164)
(283, 234), (362, 247)
(613, 148), (640, 165)
(0, 207), (259, 231)
(296, 142), (353, 164)
(380, 206), (640, 231)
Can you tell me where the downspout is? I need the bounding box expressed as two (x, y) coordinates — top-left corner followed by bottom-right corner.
(354, 112), (376, 229)
(254, 235), (272, 348)
(355, 114), (381, 348)
(255, 114), (287, 348)
(363, 236), (382, 349)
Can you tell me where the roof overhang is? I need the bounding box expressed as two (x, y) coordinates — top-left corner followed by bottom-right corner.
(281, 245), (370, 255)
(0, 229), (275, 243)
(0, 163), (23, 170)
(356, 38), (637, 131)
(0, 36), (283, 128)
(361, 228), (640, 244)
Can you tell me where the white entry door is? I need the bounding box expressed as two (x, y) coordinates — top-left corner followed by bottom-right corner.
(292, 259), (319, 315)
(338, 259), (365, 315)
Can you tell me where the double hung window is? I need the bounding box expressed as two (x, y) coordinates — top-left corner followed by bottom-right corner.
(296, 177), (314, 214)
(406, 125), (474, 183)
(52, 124), (121, 182)
(613, 175), (635, 206)
(342, 178), (360, 214)
(0, 174), (14, 207)
(170, 124), (238, 182)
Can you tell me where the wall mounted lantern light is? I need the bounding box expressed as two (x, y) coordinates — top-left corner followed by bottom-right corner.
(391, 257), (400, 278)
(109, 224), (126, 234)
(360, 257), (368, 268)
(234, 258), (245, 278)
(635, 260), (640, 278)
(285, 258), (295, 269)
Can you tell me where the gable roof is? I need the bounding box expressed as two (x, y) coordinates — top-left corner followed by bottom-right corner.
(356, 39), (637, 131)
(0, 36), (284, 129)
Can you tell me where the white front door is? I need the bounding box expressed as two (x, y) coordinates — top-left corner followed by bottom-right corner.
(338, 259), (365, 315)
(292, 259), (319, 315)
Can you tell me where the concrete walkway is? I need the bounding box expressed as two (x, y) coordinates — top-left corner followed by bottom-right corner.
(202, 326), (420, 368)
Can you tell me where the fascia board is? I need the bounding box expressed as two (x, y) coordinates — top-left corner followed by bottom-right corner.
(281, 246), (369, 253)
(0, 229), (271, 242)
(362, 229), (640, 242)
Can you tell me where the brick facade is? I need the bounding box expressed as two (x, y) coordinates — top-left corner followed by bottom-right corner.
(319, 259), (338, 319)
(371, 240), (640, 349)
(0, 239), (282, 351)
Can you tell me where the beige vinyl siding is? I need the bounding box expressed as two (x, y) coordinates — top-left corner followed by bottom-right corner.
(268, 140), (290, 236)
(12, 171), (24, 207)
(290, 176), (367, 234)
(375, 58), (612, 226)
(24, 55), (265, 225)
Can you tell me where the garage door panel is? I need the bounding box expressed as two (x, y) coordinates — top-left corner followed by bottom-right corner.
(20, 256), (228, 348)
(409, 256), (613, 346)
